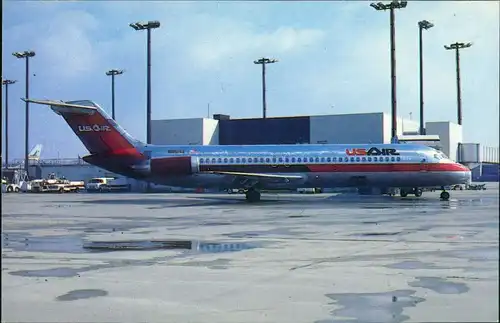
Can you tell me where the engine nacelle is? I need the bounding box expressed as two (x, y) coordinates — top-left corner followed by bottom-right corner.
(133, 156), (200, 176)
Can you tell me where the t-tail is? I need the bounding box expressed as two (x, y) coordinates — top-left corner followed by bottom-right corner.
(28, 144), (43, 160)
(22, 98), (147, 176)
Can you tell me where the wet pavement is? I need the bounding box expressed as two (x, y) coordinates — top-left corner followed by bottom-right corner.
(1, 183), (499, 323)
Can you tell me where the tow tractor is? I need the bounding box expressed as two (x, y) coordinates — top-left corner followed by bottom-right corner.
(1, 169), (29, 193)
(30, 173), (85, 193)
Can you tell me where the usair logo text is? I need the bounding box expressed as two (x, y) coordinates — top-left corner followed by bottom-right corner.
(77, 125), (111, 132)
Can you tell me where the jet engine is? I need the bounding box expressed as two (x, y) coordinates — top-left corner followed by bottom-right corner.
(132, 156), (200, 176)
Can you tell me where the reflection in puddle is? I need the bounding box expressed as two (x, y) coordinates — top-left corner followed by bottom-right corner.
(408, 277), (470, 294)
(316, 289), (425, 323)
(83, 239), (258, 253)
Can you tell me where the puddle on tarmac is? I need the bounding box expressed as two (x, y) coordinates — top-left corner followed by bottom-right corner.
(446, 247), (499, 262)
(316, 289), (425, 323)
(224, 228), (313, 238)
(200, 221), (233, 226)
(2, 231), (260, 255)
(408, 277), (470, 294)
(354, 232), (401, 237)
(2, 233), (84, 254)
(56, 289), (108, 301)
(385, 260), (444, 270)
(9, 265), (108, 278)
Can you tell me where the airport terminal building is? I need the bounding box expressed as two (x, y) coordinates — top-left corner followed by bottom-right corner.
(151, 112), (468, 162)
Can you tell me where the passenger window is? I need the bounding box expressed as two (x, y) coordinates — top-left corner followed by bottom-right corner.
(236, 158), (240, 163)
(297, 157), (301, 162)
(344, 157), (348, 162)
(229, 158), (234, 163)
(260, 157), (264, 163)
(224, 158), (228, 163)
(212, 158), (216, 163)
(292, 157), (296, 163)
(362, 157), (366, 162)
(385, 157), (390, 162)
(315, 157), (320, 163)
(338, 158), (342, 162)
(242, 158), (246, 163)
(285, 158), (289, 163)
(367, 157), (372, 162)
(200, 159), (204, 164)
(356, 157), (360, 162)
(265, 158), (270, 163)
(279, 158), (283, 162)
(396, 157), (401, 161)
(350, 157), (355, 162)
(327, 157), (331, 162)
(391, 157), (395, 162)
(321, 157), (325, 162)
(218, 158), (222, 163)
(309, 157), (314, 162)
(272, 157), (277, 163)
(373, 157), (377, 162)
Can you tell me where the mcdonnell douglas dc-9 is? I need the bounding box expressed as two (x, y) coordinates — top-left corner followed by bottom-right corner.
(23, 98), (471, 202)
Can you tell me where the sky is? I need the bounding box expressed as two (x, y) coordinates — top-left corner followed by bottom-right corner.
(2, 0), (499, 159)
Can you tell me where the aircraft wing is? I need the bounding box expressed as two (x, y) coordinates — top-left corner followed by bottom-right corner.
(206, 171), (304, 181)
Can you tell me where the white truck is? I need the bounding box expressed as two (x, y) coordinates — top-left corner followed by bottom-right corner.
(86, 177), (131, 192)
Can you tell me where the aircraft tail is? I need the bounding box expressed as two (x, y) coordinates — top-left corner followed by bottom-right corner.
(28, 144), (43, 160)
(22, 99), (145, 161)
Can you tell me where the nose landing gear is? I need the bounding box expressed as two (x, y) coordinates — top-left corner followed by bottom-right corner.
(440, 190), (450, 201)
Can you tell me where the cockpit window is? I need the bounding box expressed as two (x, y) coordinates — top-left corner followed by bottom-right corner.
(434, 151), (449, 160)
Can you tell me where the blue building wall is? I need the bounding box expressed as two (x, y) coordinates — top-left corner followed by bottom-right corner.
(471, 163), (500, 182)
(219, 117), (310, 145)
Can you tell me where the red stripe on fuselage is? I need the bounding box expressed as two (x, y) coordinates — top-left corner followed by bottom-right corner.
(307, 163), (468, 172)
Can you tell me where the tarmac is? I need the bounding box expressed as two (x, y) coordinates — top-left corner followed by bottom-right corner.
(1, 183), (499, 323)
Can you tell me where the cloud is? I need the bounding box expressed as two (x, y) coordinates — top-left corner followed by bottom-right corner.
(188, 20), (326, 69)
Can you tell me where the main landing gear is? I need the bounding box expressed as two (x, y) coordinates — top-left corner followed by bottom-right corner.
(400, 188), (423, 198)
(245, 188), (261, 203)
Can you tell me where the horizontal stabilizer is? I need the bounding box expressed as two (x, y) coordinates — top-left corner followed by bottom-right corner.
(22, 98), (97, 115)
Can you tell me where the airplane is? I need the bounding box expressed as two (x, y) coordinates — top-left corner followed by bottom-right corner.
(22, 98), (471, 202)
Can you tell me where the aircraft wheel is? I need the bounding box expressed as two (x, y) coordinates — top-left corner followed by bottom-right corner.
(245, 189), (261, 203)
(440, 191), (450, 201)
(14, 187), (20, 193)
(414, 188), (423, 197)
(400, 189), (408, 198)
(6, 186), (13, 193)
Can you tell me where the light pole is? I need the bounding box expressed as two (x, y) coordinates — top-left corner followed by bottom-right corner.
(106, 69), (124, 120)
(2, 79), (17, 168)
(418, 20), (434, 135)
(370, 1), (407, 141)
(12, 50), (36, 174)
(129, 20), (160, 145)
(445, 42), (472, 126)
(253, 57), (278, 119)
